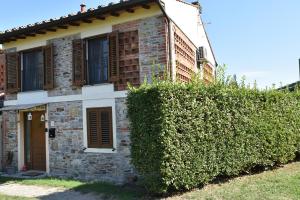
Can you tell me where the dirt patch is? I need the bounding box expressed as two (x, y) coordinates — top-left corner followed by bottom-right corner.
(0, 183), (106, 200)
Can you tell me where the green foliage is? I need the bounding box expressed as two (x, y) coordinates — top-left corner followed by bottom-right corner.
(127, 68), (300, 194)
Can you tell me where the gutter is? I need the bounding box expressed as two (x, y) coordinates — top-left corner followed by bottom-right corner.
(156, 0), (174, 81)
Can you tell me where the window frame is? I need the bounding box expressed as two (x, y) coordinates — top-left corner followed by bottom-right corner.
(85, 34), (109, 85)
(86, 107), (113, 149)
(20, 46), (44, 92)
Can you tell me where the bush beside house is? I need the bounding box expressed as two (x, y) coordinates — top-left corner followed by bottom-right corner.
(127, 78), (300, 193)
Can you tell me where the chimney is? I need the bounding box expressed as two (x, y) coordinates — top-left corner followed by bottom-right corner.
(80, 4), (86, 13)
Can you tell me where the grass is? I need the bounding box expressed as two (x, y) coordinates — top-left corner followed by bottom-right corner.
(0, 162), (300, 200)
(169, 161), (300, 200)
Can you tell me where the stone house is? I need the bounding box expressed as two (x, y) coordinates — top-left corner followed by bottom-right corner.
(0, 0), (216, 183)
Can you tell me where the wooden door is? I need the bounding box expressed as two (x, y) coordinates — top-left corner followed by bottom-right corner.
(25, 111), (46, 171)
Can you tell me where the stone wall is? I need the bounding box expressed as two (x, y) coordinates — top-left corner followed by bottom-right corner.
(48, 98), (135, 183)
(2, 111), (18, 170)
(48, 34), (82, 97)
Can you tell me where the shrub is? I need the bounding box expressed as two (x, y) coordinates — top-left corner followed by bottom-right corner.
(127, 77), (300, 194)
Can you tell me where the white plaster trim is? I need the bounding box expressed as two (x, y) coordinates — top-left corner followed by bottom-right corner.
(4, 84), (127, 106)
(84, 148), (116, 154)
(82, 98), (117, 154)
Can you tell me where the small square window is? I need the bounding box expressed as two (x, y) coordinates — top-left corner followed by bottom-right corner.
(87, 107), (113, 148)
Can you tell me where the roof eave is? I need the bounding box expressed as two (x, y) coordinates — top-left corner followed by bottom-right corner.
(0, 0), (156, 44)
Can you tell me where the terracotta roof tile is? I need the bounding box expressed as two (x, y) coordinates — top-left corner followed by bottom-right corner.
(0, 0), (155, 43)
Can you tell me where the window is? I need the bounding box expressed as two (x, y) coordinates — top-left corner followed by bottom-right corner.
(87, 107), (113, 148)
(87, 37), (109, 85)
(22, 49), (44, 91)
(72, 32), (119, 87)
(6, 44), (53, 93)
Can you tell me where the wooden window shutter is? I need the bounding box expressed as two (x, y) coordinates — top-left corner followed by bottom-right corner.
(72, 39), (86, 86)
(108, 31), (119, 82)
(6, 52), (20, 93)
(87, 108), (100, 148)
(100, 108), (113, 148)
(43, 44), (54, 89)
(87, 107), (113, 148)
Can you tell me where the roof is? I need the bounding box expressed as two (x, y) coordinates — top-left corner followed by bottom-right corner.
(0, 0), (156, 44)
(278, 81), (300, 92)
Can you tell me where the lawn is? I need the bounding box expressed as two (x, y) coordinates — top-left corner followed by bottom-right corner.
(0, 162), (300, 200)
(169, 161), (300, 200)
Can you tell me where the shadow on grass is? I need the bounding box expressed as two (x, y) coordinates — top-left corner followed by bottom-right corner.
(160, 159), (300, 199)
(73, 182), (147, 200)
(0, 176), (148, 200)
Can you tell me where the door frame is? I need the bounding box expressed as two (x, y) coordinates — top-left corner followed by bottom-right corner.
(17, 105), (49, 173)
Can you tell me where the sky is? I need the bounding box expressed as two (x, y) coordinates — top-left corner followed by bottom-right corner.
(0, 0), (299, 88)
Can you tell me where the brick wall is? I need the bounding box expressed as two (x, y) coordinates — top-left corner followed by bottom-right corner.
(0, 52), (5, 92)
(174, 25), (197, 83)
(203, 62), (214, 84)
(113, 15), (168, 87)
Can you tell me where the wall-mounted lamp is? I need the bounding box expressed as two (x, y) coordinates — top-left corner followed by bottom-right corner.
(27, 113), (32, 121)
(40, 114), (45, 122)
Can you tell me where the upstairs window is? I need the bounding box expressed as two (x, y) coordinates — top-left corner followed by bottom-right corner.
(22, 49), (44, 91)
(5, 44), (53, 93)
(72, 30), (141, 91)
(87, 37), (109, 85)
(72, 32), (119, 87)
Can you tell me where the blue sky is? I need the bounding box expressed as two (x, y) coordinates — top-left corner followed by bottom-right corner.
(1, 0), (299, 88)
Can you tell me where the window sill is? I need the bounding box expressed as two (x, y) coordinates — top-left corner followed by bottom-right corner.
(83, 83), (112, 88)
(19, 90), (45, 94)
(84, 148), (117, 154)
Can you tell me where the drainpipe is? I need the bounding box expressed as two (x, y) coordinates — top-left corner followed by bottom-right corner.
(156, 0), (174, 81)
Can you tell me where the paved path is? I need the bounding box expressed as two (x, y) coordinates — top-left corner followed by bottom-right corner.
(0, 183), (106, 200)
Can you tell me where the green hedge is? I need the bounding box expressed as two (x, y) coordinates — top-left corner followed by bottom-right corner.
(127, 80), (300, 193)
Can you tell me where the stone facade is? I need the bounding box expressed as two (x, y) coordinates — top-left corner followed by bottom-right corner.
(48, 34), (82, 97)
(2, 111), (18, 170)
(48, 98), (134, 183)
